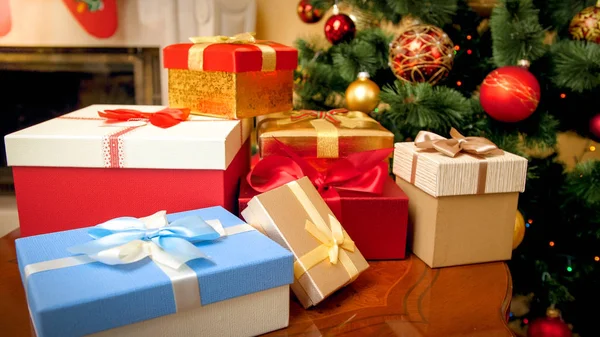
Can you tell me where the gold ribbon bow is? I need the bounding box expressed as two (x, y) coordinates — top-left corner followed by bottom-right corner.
(187, 32), (276, 72)
(294, 214), (357, 280)
(414, 128), (504, 158)
(275, 110), (380, 158)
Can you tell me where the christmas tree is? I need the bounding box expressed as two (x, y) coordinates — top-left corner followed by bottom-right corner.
(294, 0), (600, 335)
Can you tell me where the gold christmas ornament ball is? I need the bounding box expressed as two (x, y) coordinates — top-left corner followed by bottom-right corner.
(569, 4), (600, 44)
(513, 210), (526, 250)
(345, 72), (380, 113)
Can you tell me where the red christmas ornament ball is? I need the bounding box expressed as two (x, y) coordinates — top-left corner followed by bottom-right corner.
(297, 0), (324, 24)
(479, 66), (541, 123)
(590, 113), (600, 140)
(527, 311), (571, 337)
(324, 13), (356, 45)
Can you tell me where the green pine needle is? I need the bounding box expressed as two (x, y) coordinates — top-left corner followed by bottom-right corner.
(565, 160), (600, 206)
(380, 81), (469, 137)
(551, 40), (600, 93)
(491, 0), (546, 66)
(385, 0), (458, 26)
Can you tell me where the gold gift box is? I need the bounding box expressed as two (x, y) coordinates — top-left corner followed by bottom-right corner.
(241, 177), (369, 308)
(168, 69), (293, 119)
(257, 111), (394, 159)
(397, 177), (518, 268)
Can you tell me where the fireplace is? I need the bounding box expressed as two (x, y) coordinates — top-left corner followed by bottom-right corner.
(0, 47), (161, 193)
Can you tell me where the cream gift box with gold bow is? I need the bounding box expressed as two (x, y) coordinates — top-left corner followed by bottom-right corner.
(163, 33), (298, 119)
(241, 177), (369, 308)
(393, 129), (528, 268)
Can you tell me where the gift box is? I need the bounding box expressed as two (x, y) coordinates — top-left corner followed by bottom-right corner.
(239, 142), (407, 260)
(4, 105), (251, 237)
(163, 33), (297, 119)
(257, 109), (394, 159)
(16, 207), (294, 337)
(241, 177), (369, 308)
(393, 129), (528, 268)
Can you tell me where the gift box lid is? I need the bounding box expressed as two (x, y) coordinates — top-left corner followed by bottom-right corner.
(393, 140), (528, 197)
(4, 105), (251, 170)
(163, 41), (297, 73)
(16, 206), (294, 337)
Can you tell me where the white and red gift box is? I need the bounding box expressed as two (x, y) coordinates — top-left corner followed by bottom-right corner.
(4, 105), (251, 237)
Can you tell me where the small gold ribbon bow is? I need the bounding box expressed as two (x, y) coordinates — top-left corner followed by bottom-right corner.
(294, 214), (357, 279)
(414, 128), (504, 158)
(187, 32), (276, 72)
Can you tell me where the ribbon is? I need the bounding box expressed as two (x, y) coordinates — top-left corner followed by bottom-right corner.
(248, 139), (391, 220)
(23, 211), (256, 313)
(414, 128), (503, 158)
(271, 109), (381, 158)
(411, 128), (504, 194)
(187, 32), (276, 72)
(287, 181), (359, 281)
(98, 107), (191, 129)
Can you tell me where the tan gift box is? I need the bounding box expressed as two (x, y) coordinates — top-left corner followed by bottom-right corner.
(393, 129), (528, 268)
(241, 177), (369, 308)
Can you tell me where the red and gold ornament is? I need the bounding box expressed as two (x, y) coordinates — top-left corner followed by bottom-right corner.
(297, 0), (325, 24)
(527, 307), (571, 337)
(569, 3), (600, 44)
(389, 24), (455, 85)
(479, 61), (540, 123)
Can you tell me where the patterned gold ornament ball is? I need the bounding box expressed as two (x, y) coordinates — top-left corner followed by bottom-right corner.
(345, 72), (380, 113)
(467, 0), (498, 17)
(513, 210), (526, 250)
(569, 4), (600, 44)
(389, 24), (455, 85)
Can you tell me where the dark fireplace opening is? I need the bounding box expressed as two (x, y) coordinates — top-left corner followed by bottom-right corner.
(0, 47), (162, 194)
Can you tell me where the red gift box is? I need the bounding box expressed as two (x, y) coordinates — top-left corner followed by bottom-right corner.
(238, 143), (409, 260)
(239, 176), (408, 260)
(5, 105), (251, 237)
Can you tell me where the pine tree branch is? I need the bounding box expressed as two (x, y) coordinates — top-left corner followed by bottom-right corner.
(379, 81), (469, 137)
(385, 0), (459, 26)
(551, 40), (600, 93)
(491, 0), (547, 66)
(564, 160), (600, 206)
(535, 0), (596, 33)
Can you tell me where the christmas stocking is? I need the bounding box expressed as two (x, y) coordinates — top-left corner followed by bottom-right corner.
(0, 0), (11, 37)
(62, 0), (118, 38)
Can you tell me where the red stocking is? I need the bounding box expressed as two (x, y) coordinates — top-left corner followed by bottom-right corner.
(0, 0), (11, 37)
(62, 0), (118, 38)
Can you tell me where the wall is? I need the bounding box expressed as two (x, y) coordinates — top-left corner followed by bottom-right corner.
(255, 0), (600, 169)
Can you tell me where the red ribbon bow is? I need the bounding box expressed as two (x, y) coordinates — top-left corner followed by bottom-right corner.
(98, 108), (191, 128)
(248, 139), (392, 220)
(290, 108), (349, 125)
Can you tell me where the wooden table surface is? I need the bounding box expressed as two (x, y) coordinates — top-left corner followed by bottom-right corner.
(1, 229), (514, 337)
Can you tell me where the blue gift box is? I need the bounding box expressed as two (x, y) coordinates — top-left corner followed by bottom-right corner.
(16, 206), (294, 337)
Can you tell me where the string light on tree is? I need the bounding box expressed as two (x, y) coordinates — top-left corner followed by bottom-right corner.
(345, 72), (380, 113)
(324, 4), (356, 45)
(389, 24), (455, 85)
(479, 60), (541, 122)
(569, 2), (600, 44)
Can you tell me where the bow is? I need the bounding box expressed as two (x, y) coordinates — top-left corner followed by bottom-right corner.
(414, 128), (504, 158)
(290, 108), (349, 125)
(67, 211), (224, 270)
(189, 32), (257, 44)
(305, 215), (355, 265)
(248, 139), (391, 220)
(98, 108), (191, 129)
